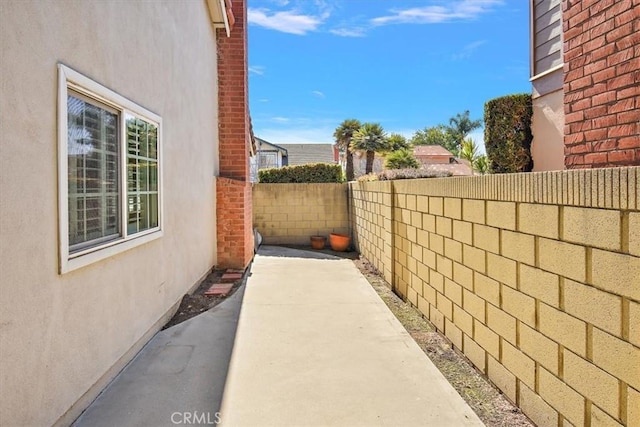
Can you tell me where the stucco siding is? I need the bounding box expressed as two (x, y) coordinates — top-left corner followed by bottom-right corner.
(532, 89), (565, 171)
(0, 1), (219, 426)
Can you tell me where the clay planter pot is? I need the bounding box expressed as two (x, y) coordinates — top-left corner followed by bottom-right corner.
(329, 233), (351, 252)
(310, 235), (327, 250)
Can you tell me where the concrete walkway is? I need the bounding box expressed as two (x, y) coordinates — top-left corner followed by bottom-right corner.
(73, 246), (483, 426)
(219, 246), (483, 426)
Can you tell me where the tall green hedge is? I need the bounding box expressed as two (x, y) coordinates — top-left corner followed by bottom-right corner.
(258, 163), (344, 183)
(484, 94), (533, 173)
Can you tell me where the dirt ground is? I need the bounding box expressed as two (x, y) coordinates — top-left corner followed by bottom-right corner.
(162, 268), (244, 330)
(353, 257), (534, 427)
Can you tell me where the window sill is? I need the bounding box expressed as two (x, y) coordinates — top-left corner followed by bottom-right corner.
(60, 229), (162, 274)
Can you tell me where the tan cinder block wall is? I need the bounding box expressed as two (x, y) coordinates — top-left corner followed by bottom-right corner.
(350, 167), (640, 427)
(253, 183), (349, 245)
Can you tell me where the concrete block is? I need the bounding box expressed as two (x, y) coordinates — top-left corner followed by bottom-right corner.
(423, 248), (436, 270)
(474, 272), (500, 306)
(463, 244), (486, 274)
(519, 203), (559, 239)
(444, 197), (462, 220)
(486, 201), (516, 231)
(538, 367), (585, 427)
(592, 327), (640, 391)
(429, 196), (443, 216)
(411, 211), (422, 229)
(429, 270), (444, 294)
(487, 253), (517, 288)
(630, 300), (640, 348)
(406, 194), (417, 211)
(474, 320), (499, 358)
(444, 238), (462, 263)
(422, 214), (436, 232)
(417, 296), (430, 318)
(501, 286), (536, 327)
(444, 278), (463, 307)
(453, 262), (473, 290)
(430, 233), (444, 255)
(473, 224), (500, 254)
(519, 383), (559, 427)
(590, 404), (623, 427)
(416, 195), (429, 213)
(463, 289), (486, 322)
(417, 229), (429, 247)
(436, 216), (452, 238)
(463, 334), (486, 373)
(436, 292), (453, 320)
(454, 304), (473, 336)
(539, 303), (587, 357)
(437, 254), (453, 280)
(519, 323), (559, 375)
(563, 207), (621, 251)
(462, 199), (485, 224)
(501, 230), (535, 265)
(564, 279), (622, 337)
(445, 318), (463, 349)
(501, 340), (535, 389)
(422, 282), (436, 304)
(591, 249), (640, 301)
(453, 220), (473, 245)
(563, 349), (619, 419)
(538, 238), (586, 283)
(430, 305), (445, 331)
(487, 303), (516, 345)
(630, 212), (640, 257)
(487, 355), (516, 402)
(519, 264), (560, 308)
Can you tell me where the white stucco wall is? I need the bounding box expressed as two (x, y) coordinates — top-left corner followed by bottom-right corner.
(0, 1), (219, 425)
(532, 89), (565, 171)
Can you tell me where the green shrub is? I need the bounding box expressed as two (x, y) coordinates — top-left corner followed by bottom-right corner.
(384, 149), (420, 169)
(484, 94), (533, 173)
(377, 169), (451, 180)
(258, 163), (344, 183)
(356, 173), (379, 182)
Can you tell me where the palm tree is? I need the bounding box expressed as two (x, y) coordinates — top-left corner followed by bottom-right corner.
(474, 155), (489, 174)
(333, 119), (361, 181)
(460, 138), (479, 164)
(350, 122), (389, 174)
(387, 133), (410, 152)
(448, 110), (482, 153)
(385, 148), (419, 169)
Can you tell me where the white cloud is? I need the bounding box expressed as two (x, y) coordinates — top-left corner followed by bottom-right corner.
(311, 90), (325, 98)
(258, 98), (270, 103)
(330, 27), (366, 37)
(452, 40), (487, 60)
(271, 116), (291, 123)
(249, 65), (266, 75)
(371, 0), (503, 26)
(248, 8), (325, 35)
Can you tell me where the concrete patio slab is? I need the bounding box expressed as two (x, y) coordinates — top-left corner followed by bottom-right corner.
(219, 246), (484, 427)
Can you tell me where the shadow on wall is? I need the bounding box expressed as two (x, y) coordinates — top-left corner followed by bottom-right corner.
(257, 245), (358, 261)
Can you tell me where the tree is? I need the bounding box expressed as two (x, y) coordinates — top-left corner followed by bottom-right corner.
(387, 133), (410, 152)
(474, 155), (489, 174)
(384, 149), (419, 169)
(460, 138), (489, 174)
(333, 119), (362, 181)
(448, 110), (482, 152)
(350, 122), (389, 174)
(410, 125), (458, 155)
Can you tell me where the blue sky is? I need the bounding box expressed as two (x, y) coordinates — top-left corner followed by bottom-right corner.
(247, 0), (531, 149)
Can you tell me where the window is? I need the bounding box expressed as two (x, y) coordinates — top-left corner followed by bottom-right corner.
(58, 65), (162, 273)
(530, 0), (563, 78)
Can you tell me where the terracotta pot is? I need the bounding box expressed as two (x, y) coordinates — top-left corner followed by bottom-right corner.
(310, 235), (326, 250)
(329, 233), (351, 252)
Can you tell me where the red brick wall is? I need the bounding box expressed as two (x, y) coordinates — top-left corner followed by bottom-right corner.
(562, 0), (640, 169)
(216, 0), (254, 269)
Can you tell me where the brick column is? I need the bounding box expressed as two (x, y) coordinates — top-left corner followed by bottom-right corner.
(562, 0), (640, 168)
(216, 0), (254, 269)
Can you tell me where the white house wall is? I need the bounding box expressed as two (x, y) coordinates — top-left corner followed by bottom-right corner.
(0, 1), (219, 425)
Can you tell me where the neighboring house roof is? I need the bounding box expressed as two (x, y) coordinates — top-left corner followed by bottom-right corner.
(422, 163), (474, 176)
(413, 145), (453, 157)
(255, 137), (288, 155)
(279, 143), (337, 165)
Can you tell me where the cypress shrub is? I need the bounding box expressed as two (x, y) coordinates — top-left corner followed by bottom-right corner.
(484, 94), (533, 173)
(258, 163), (344, 183)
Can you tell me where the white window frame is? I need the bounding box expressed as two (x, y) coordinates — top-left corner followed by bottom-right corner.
(58, 64), (163, 274)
